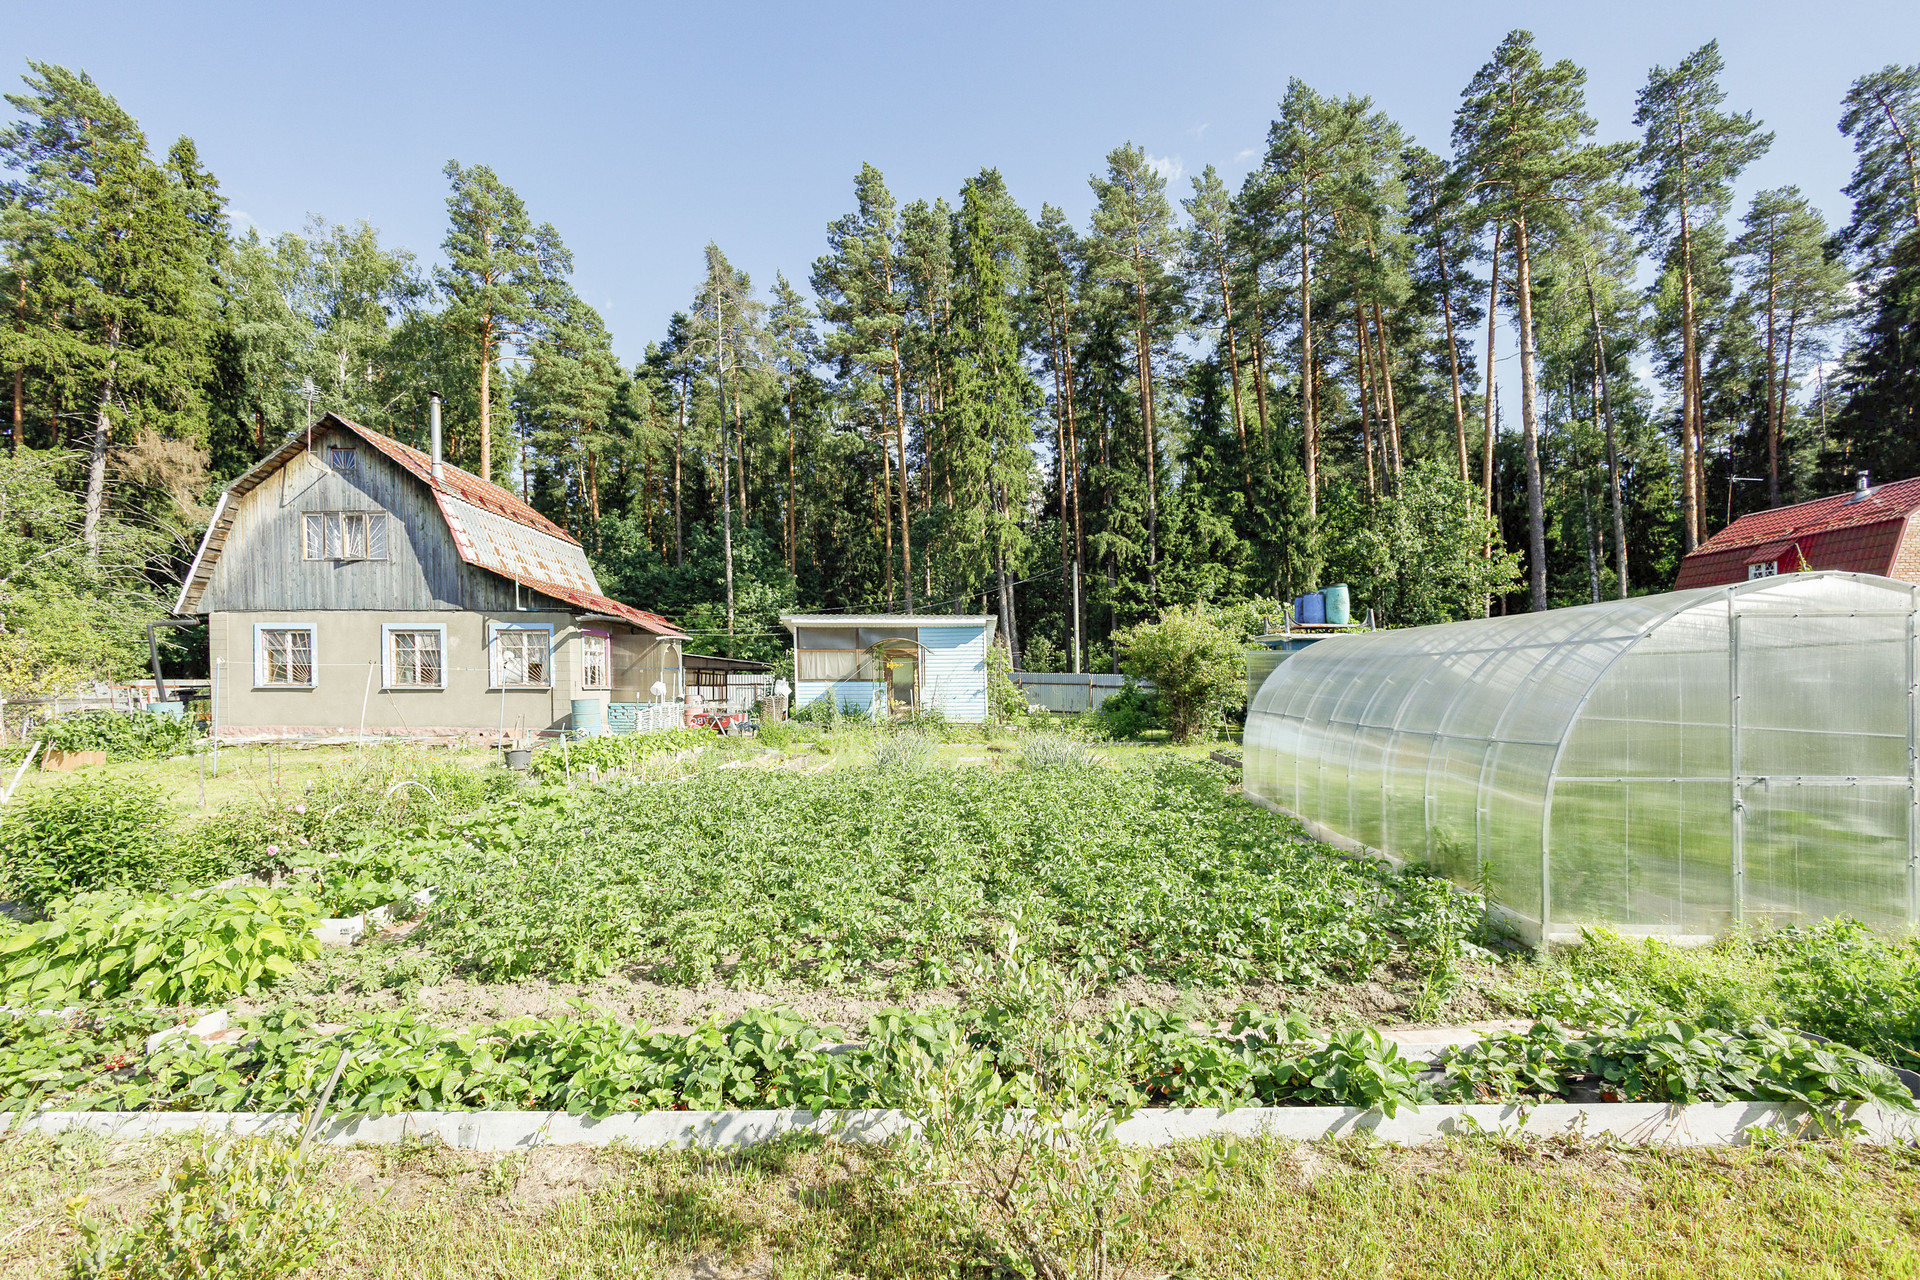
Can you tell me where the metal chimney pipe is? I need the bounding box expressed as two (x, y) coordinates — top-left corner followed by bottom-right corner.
(429, 392), (444, 484)
(1858, 470), (1871, 495)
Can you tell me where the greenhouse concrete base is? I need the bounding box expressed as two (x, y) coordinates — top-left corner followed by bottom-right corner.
(15, 1101), (1918, 1151)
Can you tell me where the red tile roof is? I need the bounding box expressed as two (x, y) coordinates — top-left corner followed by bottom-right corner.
(1676, 479), (1920, 589)
(519, 578), (685, 636)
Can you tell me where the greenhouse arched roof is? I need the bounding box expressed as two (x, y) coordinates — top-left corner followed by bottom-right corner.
(1244, 572), (1918, 944)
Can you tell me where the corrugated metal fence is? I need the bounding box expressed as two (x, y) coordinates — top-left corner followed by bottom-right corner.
(1009, 671), (1151, 713)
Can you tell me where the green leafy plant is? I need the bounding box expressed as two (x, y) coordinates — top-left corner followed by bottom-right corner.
(0, 887), (321, 1005)
(527, 727), (712, 780)
(1093, 677), (1161, 741)
(34, 710), (198, 763)
(0, 774), (175, 911)
(1766, 920), (1920, 1068)
(66, 1134), (339, 1280)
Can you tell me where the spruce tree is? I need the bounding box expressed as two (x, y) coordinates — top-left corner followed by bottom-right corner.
(1088, 142), (1181, 599)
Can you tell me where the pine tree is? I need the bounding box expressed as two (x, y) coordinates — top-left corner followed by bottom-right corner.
(812, 164), (916, 612)
(951, 169), (1036, 662)
(1838, 64), (1920, 274)
(1632, 41), (1771, 549)
(1454, 30), (1616, 611)
(437, 161), (567, 482)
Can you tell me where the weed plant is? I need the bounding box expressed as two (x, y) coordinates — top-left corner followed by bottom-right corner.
(1016, 731), (1100, 772)
(65, 1134), (339, 1280)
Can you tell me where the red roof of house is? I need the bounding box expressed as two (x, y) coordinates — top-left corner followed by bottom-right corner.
(1675, 479), (1920, 589)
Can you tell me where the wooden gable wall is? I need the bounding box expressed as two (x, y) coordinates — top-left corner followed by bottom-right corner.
(197, 425), (521, 613)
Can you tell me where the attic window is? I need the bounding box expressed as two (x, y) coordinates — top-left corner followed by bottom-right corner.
(1748, 560), (1779, 580)
(327, 447), (358, 471)
(303, 511), (388, 561)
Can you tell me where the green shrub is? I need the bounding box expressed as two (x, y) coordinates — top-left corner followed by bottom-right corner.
(34, 710), (198, 763)
(1094, 677), (1161, 740)
(1114, 606), (1245, 743)
(0, 775), (175, 910)
(0, 887), (321, 1005)
(67, 1134), (339, 1280)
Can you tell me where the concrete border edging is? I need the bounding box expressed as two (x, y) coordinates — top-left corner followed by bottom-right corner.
(13, 1101), (1916, 1151)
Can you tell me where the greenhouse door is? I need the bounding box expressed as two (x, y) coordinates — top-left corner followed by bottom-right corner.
(1733, 611), (1915, 930)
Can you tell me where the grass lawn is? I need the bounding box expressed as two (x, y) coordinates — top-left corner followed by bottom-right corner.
(8, 1131), (1919, 1279)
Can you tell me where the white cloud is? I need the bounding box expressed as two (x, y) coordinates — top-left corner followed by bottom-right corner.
(1191, 122), (1211, 139)
(1235, 147), (1258, 162)
(1146, 153), (1183, 184)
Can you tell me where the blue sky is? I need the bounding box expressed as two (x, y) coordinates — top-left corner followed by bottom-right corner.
(7, 0), (1915, 365)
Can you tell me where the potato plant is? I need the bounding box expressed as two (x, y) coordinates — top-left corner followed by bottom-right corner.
(422, 758), (1485, 989)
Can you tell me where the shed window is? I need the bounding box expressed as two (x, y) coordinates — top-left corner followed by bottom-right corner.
(1748, 560), (1779, 579)
(491, 624), (551, 688)
(303, 511), (386, 561)
(256, 626), (315, 687)
(327, 447), (358, 471)
(385, 626), (445, 689)
(581, 633), (610, 690)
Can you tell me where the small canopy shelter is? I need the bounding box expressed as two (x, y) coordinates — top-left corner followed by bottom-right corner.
(1244, 572), (1920, 944)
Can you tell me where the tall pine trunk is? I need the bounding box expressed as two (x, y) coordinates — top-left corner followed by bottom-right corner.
(889, 336), (915, 614)
(478, 315), (494, 482)
(1371, 301), (1403, 484)
(1514, 213), (1548, 612)
(1217, 266), (1252, 500)
(1482, 222), (1502, 520)
(1583, 252), (1629, 599)
(1299, 216), (1318, 516)
(1131, 276), (1158, 597)
(83, 323), (119, 558)
(1678, 195), (1701, 550)
(1763, 240), (1780, 508)
(1435, 231), (1469, 487)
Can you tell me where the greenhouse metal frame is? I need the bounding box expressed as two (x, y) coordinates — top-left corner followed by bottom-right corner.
(1244, 572), (1920, 944)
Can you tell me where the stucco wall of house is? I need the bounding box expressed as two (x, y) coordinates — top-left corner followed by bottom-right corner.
(207, 609), (624, 740)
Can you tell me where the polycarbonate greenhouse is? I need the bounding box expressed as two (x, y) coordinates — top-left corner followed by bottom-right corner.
(1244, 572), (1920, 945)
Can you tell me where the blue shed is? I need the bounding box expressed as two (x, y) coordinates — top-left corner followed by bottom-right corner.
(781, 614), (998, 722)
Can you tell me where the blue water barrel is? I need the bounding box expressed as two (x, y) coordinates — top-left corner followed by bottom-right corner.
(1297, 592), (1326, 625)
(570, 698), (603, 739)
(1323, 583), (1351, 626)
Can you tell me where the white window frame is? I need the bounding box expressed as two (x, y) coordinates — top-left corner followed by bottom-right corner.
(382, 623), (448, 690)
(1748, 560), (1779, 580)
(253, 622), (318, 689)
(302, 511), (387, 562)
(580, 630), (611, 691)
(488, 622), (554, 689)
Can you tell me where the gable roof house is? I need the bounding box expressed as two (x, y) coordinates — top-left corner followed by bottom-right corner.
(176, 410), (686, 743)
(1675, 473), (1920, 589)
